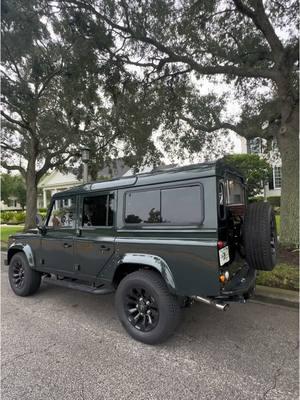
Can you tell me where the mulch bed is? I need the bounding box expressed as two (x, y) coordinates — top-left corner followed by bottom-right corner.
(278, 245), (299, 267)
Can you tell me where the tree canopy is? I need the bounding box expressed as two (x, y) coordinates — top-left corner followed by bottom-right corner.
(60, 0), (299, 245)
(1, 174), (26, 209)
(222, 154), (272, 198)
(1, 0), (298, 244)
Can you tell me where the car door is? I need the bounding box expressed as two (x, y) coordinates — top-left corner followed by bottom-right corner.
(39, 195), (77, 276)
(73, 191), (116, 281)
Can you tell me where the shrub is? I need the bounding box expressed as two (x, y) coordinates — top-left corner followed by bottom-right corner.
(38, 208), (47, 213)
(14, 212), (26, 223)
(248, 196), (264, 203)
(0, 210), (25, 224)
(0, 211), (15, 223)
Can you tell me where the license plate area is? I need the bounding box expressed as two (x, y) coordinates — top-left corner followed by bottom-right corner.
(219, 246), (230, 266)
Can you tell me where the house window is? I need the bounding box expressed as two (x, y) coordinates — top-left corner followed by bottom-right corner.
(273, 166), (282, 189)
(8, 199), (17, 208)
(248, 138), (263, 154)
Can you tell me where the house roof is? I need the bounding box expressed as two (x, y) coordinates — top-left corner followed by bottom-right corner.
(38, 159), (131, 190)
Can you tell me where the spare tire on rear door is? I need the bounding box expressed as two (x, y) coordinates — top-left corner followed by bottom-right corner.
(243, 202), (277, 271)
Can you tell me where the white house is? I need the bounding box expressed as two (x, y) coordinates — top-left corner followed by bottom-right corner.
(0, 196), (23, 211)
(37, 171), (79, 208)
(37, 160), (131, 208)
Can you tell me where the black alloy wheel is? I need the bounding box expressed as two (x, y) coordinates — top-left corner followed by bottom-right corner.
(11, 258), (25, 289)
(115, 270), (181, 345)
(8, 253), (41, 297)
(125, 286), (159, 332)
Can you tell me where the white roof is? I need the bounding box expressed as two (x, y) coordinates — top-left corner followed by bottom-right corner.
(38, 171), (80, 189)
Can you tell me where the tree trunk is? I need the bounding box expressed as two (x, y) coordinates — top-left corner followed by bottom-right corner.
(24, 162), (38, 231)
(277, 107), (299, 246)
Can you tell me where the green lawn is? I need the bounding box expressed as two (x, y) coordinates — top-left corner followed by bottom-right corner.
(1, 225), (24, 249)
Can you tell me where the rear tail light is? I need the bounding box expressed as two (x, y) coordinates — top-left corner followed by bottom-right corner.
(217, 240), (226, 249)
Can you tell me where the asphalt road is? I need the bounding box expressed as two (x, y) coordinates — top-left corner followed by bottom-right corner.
(1, 258), (299, 400)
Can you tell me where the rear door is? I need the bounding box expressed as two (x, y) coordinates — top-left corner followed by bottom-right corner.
(39, 195), (77, 275)
(73, 191), (116, 281)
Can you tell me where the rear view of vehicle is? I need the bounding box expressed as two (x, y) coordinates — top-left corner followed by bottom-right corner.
(216, 169), (277, 302)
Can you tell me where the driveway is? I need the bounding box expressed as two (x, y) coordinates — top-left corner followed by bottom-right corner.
(1, 257), (299, 400)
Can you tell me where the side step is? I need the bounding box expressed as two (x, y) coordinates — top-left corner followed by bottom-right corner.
(43, 276), (114, 295)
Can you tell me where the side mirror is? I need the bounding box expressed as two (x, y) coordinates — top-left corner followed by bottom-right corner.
(36, 214), (46, 235)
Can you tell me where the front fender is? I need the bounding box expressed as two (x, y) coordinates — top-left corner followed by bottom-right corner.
(103, 253), (176, 293)
(7, 243), (35, 268)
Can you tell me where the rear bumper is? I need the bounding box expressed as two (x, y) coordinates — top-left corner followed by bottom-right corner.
(216, 264), (256, 301)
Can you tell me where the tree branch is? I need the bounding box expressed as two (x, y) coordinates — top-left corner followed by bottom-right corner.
(64, 0), (278, 80)
(38, 65), (63, 98)
(1, 110), (29, 131)
(1, 161), (26, 176)
(233, 0), (284, 63)
(1, 142), (24, 156)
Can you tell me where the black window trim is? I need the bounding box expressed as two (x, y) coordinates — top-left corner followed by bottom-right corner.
(123, 182), (204, 228)
(79, 191), (115, 229)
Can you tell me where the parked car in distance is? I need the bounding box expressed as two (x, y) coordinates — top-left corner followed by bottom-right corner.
(6, 161), (277, 344)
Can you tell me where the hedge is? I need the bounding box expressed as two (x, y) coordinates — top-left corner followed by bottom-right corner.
(0, 211), (26, 224)
(0, 210), (47, 224)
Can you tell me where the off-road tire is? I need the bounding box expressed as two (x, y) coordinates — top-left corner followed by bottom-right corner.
(115, 270), (181, 345)
(8, 253), (41, 296)
(243, 202), (277, 271)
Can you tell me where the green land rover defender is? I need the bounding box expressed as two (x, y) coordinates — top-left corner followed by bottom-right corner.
(7, 161), (277, 344)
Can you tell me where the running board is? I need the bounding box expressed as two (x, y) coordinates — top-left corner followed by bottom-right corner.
(43, 276), (114, 295)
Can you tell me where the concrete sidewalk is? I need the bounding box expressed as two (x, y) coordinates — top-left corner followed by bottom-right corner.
(254, 285), (299, 308)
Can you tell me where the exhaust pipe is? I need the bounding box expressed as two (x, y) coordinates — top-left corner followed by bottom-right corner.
(192, 296), (229, 311)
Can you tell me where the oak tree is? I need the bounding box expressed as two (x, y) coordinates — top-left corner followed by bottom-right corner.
(64, 0), (299, 245)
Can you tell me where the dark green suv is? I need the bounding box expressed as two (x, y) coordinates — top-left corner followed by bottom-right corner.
(7, 161), (277, 344)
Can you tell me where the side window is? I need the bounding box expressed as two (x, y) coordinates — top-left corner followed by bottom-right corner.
(124, 185), (203, 225)
(125, 190), (160, 224)
(161, 186), (202, 225)
(47, 196), (77, 228)
(82, 194), (114, 227)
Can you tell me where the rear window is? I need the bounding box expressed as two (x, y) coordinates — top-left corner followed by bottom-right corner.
(161, 186), (202, 224)
(124, 185), (203, 225)
(225, 179), (245, 204)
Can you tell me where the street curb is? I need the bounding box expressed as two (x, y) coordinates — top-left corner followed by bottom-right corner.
(253, 285), (299, 308)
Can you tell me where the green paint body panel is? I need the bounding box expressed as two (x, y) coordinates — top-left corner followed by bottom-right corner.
(7, 161), (253, 299)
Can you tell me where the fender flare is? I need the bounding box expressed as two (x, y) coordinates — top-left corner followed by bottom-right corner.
(7, 243), (35, 268)
(112, 253), (176, 293)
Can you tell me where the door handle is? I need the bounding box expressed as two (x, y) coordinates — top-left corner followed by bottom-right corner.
(63, 243), (72, 248)
(100, 245), (110, 251)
